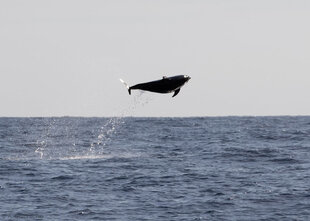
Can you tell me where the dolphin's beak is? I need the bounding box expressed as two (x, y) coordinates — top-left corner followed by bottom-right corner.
(184, 75), (191, 81)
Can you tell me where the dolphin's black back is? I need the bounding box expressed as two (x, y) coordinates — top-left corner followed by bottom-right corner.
(130, 76), (185, 93)
(128, 75), (190, 96)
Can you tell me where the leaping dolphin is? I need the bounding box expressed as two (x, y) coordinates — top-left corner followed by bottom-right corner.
(120, 75), (191, 97)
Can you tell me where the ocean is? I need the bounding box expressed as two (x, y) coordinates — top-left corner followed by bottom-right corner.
(0, 116), (309, 220)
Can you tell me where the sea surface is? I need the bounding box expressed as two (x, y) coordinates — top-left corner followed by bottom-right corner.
(0, 116), (310, 220)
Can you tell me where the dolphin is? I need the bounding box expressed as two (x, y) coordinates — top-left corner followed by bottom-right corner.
(120, 75), (191, 97)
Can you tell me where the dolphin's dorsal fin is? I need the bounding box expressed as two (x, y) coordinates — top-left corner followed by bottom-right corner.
(172, 88), (181, 97)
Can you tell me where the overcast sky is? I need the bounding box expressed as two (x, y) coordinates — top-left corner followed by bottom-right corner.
(1, 0), (309, 117)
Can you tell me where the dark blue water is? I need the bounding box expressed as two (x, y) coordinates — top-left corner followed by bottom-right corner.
(1, 117), (310, 220)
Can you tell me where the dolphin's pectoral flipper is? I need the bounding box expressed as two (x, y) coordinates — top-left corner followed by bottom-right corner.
(172, 88), (181, 97)
(128, 87), (131, 95)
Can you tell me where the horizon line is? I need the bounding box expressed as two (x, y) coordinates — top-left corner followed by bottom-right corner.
(1, 115), (310, 118)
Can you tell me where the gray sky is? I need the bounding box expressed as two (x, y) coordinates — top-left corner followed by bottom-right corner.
(1, 0), (309, 117)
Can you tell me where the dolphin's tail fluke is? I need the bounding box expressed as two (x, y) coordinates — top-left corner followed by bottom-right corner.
(119, 79), (131, 95)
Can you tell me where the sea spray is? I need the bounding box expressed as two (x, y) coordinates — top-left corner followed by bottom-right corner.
(89, 117), (124, 155)
(88, 92), (152, 154)
(32, 93), (152, 160)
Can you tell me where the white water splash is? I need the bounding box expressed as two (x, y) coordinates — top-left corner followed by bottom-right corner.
(35, 118), (58, 159)
(28, 92), (153, 160)
(58, 152), (142, 161)
(89, 117), (124, 155)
